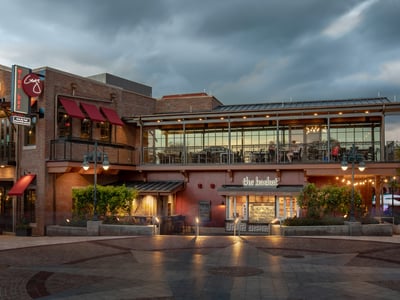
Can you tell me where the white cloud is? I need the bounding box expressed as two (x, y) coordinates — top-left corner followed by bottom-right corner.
(377, 61), (400, 85)
(322, 0), (379, 39)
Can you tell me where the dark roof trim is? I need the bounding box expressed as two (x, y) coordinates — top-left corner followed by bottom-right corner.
(217, 184), (303, 196)
(125, 181), (185, 195)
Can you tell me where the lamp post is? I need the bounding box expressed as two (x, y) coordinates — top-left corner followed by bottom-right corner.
(389, 176), (397, 217)
(341, 144), (366, 221)
(82, 141), (109, 220)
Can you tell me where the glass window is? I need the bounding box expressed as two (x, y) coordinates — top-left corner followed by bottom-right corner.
(227, 196), (248, 220)
(80, 119), (91, 139)
(276, 196), (297, 219)
(24, 190), (36, 223)
(248, 195), (275, 223)
(57, 113), (72, 138)
(24, 125), (36, 146)
(100, 122), (111, 142)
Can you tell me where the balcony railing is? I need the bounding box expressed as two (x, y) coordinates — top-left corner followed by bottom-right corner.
(0, 142), (16, 165)
(142, 141), (399, 165)
(49, 138), (135, 166)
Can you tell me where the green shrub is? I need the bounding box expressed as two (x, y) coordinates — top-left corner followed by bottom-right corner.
(60, 217), (87, 227)
(72, 185), (138, 220)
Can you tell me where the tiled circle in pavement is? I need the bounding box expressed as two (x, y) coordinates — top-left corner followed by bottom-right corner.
(208, 266), (264, 277)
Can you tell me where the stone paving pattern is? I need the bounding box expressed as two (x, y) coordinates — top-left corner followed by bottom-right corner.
(0, 235), (400, 299)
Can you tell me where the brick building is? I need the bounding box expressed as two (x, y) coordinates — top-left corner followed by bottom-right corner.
(0, 64), (400, 235)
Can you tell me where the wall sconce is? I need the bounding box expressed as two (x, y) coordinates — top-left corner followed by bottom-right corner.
(210, 183), (215, 189)
(197, 183), (203, 189)
(221, 200), (225, 206)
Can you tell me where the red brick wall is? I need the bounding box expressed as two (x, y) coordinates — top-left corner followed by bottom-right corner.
(156, 94), (223, 113)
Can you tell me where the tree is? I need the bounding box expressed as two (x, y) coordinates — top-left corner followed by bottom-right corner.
(72, 185), (137, 220)
(298, 183), (363, 219)
(298, 183), (320, 218)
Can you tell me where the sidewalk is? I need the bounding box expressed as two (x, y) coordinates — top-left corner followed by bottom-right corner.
(0, 235), (126, 251)
(1, 233), (400, 251)
(0, 234), (400, 299)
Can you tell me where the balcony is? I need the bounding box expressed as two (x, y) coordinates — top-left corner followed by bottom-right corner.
(49, 138), (135, 166)
(142, 141), (398, 166)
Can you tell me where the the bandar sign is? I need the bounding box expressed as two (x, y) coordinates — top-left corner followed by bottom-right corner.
(242, 176), (279, 187)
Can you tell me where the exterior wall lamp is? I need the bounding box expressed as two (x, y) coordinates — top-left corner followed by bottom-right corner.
(82, 141), (109, 220)
(341, 144), (366, 221)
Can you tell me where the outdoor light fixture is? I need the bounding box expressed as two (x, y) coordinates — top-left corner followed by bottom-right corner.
(341, 144), (366, 221)
(82, 141), (109, 220)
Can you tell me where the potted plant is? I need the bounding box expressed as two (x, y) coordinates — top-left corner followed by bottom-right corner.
(16, 218), (32, 236)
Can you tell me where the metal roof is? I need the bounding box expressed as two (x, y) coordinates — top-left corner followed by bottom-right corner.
(213, 97), (391, 113)
(125, 181), (185, 195)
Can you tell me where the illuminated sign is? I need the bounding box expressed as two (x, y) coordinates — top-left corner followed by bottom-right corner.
(11, 65), (31, 114)
(242, 176), (279, 187)
(22, 73), (43, 97)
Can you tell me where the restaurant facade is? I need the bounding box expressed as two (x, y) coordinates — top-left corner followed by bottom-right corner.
(0, 64), (399, 235)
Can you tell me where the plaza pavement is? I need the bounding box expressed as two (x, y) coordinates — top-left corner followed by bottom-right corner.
(1, 234), (400, 299)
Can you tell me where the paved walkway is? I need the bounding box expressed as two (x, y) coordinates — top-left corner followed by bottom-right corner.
(1, 234), (400, 299)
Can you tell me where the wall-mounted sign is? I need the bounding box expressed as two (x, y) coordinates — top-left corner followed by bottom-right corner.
(249, 203), (275, 223)
(198, 201), (211, 222)
(242, 176), (279, 187)
(10, 115), (31, 126)
(22, 73), (43, 97)
(11, 65), (31, 114)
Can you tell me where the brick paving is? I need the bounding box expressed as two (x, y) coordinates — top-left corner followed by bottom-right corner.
(0, 235), (400, 299)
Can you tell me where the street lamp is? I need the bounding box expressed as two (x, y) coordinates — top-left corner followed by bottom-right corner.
(389, 176), (397, 217)
(341, 144), (366, 221)
(82, 141), (109, 220)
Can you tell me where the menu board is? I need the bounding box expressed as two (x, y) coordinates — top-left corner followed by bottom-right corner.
(199, 201), (210, 222)
(248, 203), (275, 223)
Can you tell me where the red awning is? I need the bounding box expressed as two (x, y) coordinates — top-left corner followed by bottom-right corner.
(81, 103), (106, 122)
(59, 97), (85, 119)
(100, 107), (124, 126)
(8, 174), (36, 196)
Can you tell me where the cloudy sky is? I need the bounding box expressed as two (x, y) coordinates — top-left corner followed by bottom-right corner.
(1, 0), (400, 106)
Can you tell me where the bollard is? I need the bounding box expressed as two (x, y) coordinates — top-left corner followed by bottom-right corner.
(195, 217), (199, 237)
(152, 216), (160, 235)
(234, 217), (240, 236)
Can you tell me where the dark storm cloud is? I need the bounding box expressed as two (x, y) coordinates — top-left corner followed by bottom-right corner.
(0, 0), (400, 104)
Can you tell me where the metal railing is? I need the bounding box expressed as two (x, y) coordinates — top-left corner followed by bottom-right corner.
(141, 141), (397, 165)
(49, 138), (135, 166)
(0, 142), (16, 165)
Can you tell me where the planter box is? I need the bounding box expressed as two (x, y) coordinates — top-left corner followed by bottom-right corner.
(279, 225), (349, 236)
(392, 224), (400, 235)
(46, 224), (154, 236)
(46, 225), (87, 236)
(276, 223), (393, 236)
(16, 227), (32, 236)
(99, 224), (153, 236)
